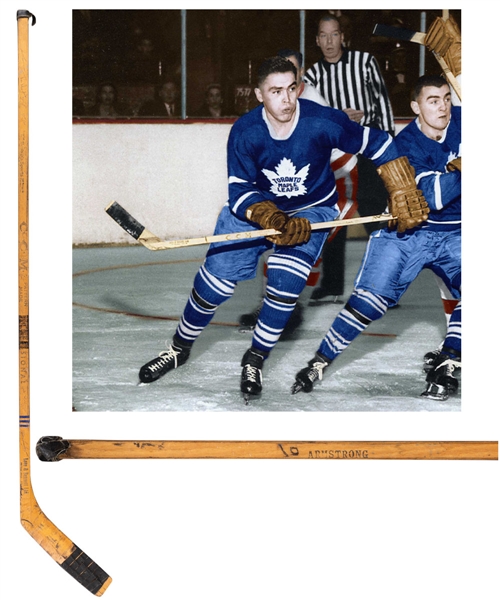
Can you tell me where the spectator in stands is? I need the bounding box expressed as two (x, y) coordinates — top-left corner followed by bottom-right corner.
(72, 94), (85, 117)
(86, 82), (127, 117)
(191, 84), (232, 118)
(138, 79), (180, 117)
(128, 35), (162, 83)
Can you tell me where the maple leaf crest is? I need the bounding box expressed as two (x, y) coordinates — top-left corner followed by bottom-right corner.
(262, 158), (309, 198)
(447, 142), (461, 164)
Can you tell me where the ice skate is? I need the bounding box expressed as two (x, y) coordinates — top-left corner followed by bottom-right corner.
(423, 344), (461, 374)
(240, 347), (266, 403)
(139, 339), (191, 384)
(308, 287), (340, 307)
(238, 302), (263, 332)
(291, 353), (331, 394)
(421, 352), (460, 401)
(422, 348), (441, 373)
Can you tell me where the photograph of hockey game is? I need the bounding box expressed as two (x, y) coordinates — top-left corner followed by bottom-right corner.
(72, 9), (461, 412)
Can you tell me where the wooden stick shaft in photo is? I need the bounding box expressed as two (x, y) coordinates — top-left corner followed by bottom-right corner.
(105, 201), (394, 251)
(17, 11), (111, 595)
(36, 438), (498, 462)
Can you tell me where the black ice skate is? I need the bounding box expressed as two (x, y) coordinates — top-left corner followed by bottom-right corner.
(423, 345), (461, 374)
(238, 303), (262, 332)
(291, 353), (331, 394)
(240, 347), (267, 403)
(421, 350), (460, 401)
(139, 338), (191, 384)
(422, 348), (441, 373)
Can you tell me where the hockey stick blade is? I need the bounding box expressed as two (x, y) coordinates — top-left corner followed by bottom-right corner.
(372, 23), (426, 45)
(106, 201), (394, 251)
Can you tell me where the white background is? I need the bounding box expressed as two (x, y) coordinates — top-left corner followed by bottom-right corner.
(1, 2), (498, 599)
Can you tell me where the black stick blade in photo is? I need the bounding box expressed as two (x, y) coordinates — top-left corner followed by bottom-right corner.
(105, 201), (146, 240)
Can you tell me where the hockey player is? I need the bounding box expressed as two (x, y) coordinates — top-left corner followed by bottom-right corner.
(291, 74), (461, 401)
(238, 48), (359, 334)
(421, 13), (462, 371)
(138, 56), (428, 402)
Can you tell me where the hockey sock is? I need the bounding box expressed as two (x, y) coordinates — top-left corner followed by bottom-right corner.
(175, 264), (236, 345)
(251, 249), (313, 354)
(441, 301), (461, 356)
(317, 288), (389, 361)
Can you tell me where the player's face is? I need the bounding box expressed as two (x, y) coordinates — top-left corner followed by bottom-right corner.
(316, 19), (344, 63)
(411, 85), (452, 139)
(254, 71), (297, 125)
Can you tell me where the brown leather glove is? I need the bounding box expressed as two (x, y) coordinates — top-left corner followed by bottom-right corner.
(424, 15), (461, 77)
(377, 156), (430, 233)
(447, 157), (461, 172)
(245, 200), (289, 233)
(271, 217), (311, 246)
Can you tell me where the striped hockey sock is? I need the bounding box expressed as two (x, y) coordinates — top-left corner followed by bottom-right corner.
(442, 301), (461, 356)
(175, 264), (236, 345)
(251, 250), (312, 354)
(318, 289), (389, 361)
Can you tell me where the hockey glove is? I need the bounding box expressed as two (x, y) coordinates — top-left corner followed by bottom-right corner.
(377, 156), (430, 233)
(271, 216), (312, 246)
(447, 157), (461, 172)
(246, 200), (289, 236)
(424, 15), (461, 76)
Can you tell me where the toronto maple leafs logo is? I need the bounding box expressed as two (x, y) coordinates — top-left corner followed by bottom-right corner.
(262, 158), (309, 198)
(448, 142), (462, 163)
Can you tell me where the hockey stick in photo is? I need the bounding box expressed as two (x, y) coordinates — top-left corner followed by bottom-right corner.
(105, 201), (394, 251)
(372, 22), (462, 102)
(36, 438), (498, 461)
(17, 11), (111, 595)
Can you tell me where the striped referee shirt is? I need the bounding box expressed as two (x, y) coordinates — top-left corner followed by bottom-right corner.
(304, 50), (395, 136)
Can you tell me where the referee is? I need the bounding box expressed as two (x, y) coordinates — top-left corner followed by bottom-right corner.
(304, 13), (395, 302)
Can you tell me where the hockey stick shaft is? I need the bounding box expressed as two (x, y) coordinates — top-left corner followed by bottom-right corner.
(372, 23), (461, 102)
(105, 201), (394, 251)
(36, 438), (498, 461)
(17, 11), (111, 595)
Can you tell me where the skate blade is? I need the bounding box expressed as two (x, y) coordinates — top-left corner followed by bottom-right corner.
(238, 325), (255, 333)
(308, 298), (342, 307)
(420, 386), (449, 401)
(291, 381), (305, 395)
(242, 392), (260, 405)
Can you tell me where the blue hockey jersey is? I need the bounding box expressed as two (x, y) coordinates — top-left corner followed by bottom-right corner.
(395, 106), (461, 231)
(227, 98), (399, 220)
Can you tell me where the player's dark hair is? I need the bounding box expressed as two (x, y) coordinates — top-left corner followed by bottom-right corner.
(257, 56), (297, 86)
(412, 75), (449, 101)
(277, 48), (303, 68)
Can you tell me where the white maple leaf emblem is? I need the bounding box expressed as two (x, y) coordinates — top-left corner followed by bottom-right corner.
(447, 142), (461, 163)
(262, 158), (309, 198)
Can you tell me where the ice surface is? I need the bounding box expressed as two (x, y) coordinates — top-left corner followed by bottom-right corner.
(72, 241), (460, 412)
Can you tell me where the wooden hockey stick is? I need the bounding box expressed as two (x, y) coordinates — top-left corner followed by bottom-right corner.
(372, 23), (462, 102)
(105, 201), (394, 251)
(36, 438), (498, 461)
(17, 11), (111, 595)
